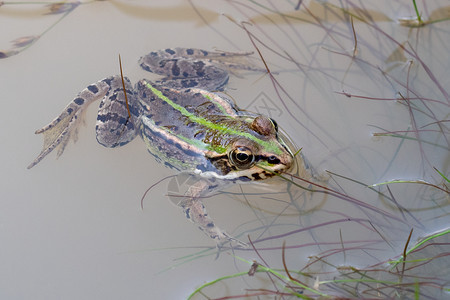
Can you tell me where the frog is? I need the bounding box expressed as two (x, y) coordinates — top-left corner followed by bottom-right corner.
(28, 48), (295, 247)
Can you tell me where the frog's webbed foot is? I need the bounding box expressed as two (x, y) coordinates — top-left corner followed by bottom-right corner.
(216, 232), (249, 250)
(28, 77), (120, 169)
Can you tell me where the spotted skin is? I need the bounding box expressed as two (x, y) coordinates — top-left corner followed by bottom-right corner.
(29, 48), (295, 247)
(95, 77), (141, 148)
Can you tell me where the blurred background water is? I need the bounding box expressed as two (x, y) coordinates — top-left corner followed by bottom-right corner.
(0, 0), (448, 299)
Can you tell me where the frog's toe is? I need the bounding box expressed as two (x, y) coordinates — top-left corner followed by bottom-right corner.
(28, 80), (110, 168)
(214, 231), (248, 250)
(27, 114), (77, 169)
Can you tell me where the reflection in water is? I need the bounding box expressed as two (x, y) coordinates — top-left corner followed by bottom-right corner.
(108, 1), (219, 25)
(1, 0), (448, 299)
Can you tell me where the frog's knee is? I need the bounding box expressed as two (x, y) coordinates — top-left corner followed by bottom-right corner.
(95, 76), (140, 148)
(95, 118), (138, 148)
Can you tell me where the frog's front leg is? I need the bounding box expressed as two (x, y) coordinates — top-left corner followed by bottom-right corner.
(178, 180), (247, 248)
(28, 76), (138, 168)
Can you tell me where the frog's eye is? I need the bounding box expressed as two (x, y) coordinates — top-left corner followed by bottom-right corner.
(229, 146), (255, 169)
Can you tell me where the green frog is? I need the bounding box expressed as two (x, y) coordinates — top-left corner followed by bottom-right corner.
(28, 48), (295, 246)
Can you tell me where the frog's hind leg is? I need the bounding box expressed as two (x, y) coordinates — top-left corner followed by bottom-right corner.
(142, 48), (253, 62)
(140, 55), (228, 91)
(28, 76), (137, 169)
(139, 48), (255, 91)
(140, 48), (255, 71)
(28, 80), (109, 168)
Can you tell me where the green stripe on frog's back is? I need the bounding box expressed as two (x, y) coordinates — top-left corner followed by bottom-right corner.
(142, 80), (283, 156)
(191, 89), (238, 116)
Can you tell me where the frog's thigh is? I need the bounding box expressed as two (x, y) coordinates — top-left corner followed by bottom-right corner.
(95, 76), (140, 148)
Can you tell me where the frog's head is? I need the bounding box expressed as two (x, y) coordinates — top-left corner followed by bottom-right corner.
(207, 115), (295, 181)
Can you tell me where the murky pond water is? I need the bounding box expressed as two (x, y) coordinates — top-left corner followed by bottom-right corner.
(1, 1), (448, 299)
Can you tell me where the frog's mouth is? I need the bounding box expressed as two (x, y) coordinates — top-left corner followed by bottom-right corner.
(276, 128), (297, 172)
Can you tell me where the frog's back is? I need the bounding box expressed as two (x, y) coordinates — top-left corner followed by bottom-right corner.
(137, 80), (241, 173)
